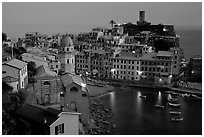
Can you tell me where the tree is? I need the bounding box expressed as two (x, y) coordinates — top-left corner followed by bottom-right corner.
(27, 61), (37, 77)
(109, 20), (116, 29)
(17, 89), (28, 105)
(153, 39), (170, 52)
(2, 33), (7, 42)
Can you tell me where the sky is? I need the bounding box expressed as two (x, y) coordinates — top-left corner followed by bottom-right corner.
(2, 2), (202, 38)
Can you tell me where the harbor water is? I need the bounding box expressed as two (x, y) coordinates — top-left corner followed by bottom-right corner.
(98, 87), (202, 135)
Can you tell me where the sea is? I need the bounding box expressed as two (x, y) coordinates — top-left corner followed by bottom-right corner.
(98, 27), (202, 135)
(98, 87), (202, 135)
(175, 27), (202, 60)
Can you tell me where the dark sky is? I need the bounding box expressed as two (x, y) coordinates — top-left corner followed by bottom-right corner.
(2, 2), (202, 38)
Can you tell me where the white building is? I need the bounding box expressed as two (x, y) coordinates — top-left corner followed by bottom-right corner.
(50, 112), (81, 135)
(2, 59), (28, 89)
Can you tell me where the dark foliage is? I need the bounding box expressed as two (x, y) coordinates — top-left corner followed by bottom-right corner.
(2, 32), (7, 42)
(153, 39), (170, 52)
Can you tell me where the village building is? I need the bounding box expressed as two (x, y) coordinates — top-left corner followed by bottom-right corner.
(15, 104), (82, 135)
(60, 73), (90, 126)
(34, 65), (64, 105)
(2, 59), (28, 89)
(58, 35), (76, 73)
(21, 52), (49, 68)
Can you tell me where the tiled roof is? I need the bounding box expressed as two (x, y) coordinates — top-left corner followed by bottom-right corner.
(15, 104), (60, 126)
(140, 52), (157, 60)
(157, 51), (173, 57)
(36, 65), (57, 78)
(92, 49), (106, 55)
(3, 59), (27, 70)
(60, 73), (84, 87)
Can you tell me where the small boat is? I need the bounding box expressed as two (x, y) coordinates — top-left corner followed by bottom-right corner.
(168, 102), (180, 107)
(168, 98), (178, 102)
(139, 95), (147, 99)
(182, 93), (190, 97)
(191, 94), (197, 98)
(171, 117), (183, 122)
(196, 96), (202, 99)
(168, 95), (178, 102)
(165, 91), (172, 94)
(170, 111), (181, 115)
(155, 104), (165, 109)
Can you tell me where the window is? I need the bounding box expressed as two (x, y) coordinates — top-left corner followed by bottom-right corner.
(55, 123), (64, 135)
(121, 65), (123, 69)
(67, 59), (69, 64)
(132, 66), (134, 70)
(2, 71), (6, 74)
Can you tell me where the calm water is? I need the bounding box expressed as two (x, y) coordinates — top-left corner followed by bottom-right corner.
(176, 29), (202, 60)
(98, 87), (202, 135)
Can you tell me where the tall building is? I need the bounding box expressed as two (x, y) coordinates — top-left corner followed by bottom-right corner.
(58, 35), (75, 73)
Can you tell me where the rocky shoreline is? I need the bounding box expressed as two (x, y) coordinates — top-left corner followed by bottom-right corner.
(85, 98), (115, 135)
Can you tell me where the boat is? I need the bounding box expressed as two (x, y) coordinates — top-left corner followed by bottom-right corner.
(191, 94), (197, 98)
(168, 102), (180, 107)
(168, 98), (178, 102)
(139, 95), (147, 99)
(170, 111), (181, 115)
(171, 117), (183, 122)
(196, 96), (202, 99)
(168, 95), (178, 102)
(165, 91), (172, 94)
(155, 104), (165, 109)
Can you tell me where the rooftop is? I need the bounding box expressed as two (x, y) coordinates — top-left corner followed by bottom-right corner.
(61, 73), (83, 87)
(3, 59), (27, 70)
(15, 104), (61, 126)
(157, 51), (173, 57)
(36, 65), (58, 78)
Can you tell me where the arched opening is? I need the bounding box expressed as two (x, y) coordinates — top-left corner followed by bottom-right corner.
(43, 81), (50, 85)
(82, 93), (87, 97)
(70, 87), (78, 92)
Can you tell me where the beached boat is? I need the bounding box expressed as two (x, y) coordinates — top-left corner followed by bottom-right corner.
(170, 111), (181, 115)
(171, 117), (183, 122)
(155, 104), (165, 109)
(168, 102), (180, 107)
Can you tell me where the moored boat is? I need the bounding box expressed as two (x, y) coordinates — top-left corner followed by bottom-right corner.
(171, 117), (183, 122)
(139, 95), (147, 99)
(155, 104), (165, 109)
(170, 111), (181, 115)
(168, 102), (180, 107)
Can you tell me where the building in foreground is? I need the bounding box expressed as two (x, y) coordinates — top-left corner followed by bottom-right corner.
(15, 104), (82, 135)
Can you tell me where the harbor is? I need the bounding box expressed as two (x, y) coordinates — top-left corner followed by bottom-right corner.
(97, 87), (202, 135)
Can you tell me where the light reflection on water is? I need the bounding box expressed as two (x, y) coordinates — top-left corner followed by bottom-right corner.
(98, 88), (202, 135)
(157, 91), (162, 105)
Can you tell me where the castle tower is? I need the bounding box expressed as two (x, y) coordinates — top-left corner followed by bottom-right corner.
(58, 35), (75, 73)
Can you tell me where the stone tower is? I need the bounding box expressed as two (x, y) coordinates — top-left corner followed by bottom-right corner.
(58, 34), (75, 73)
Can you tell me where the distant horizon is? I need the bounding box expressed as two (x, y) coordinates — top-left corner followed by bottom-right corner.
(3, 2), (202, 39)
(3, 24), (202, 39)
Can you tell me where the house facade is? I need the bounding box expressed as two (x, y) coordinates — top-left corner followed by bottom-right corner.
(60, 73), (90, 126)
(2, 59), (28, 89)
